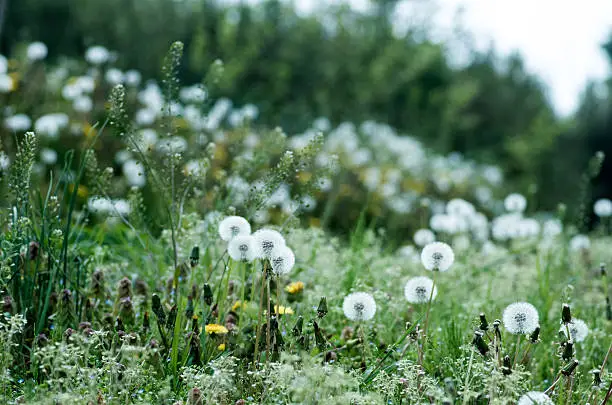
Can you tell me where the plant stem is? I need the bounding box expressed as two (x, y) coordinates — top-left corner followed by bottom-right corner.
(252, 263), (267, 369)
(418, 272), (437, 367)
(266, 276), (272, 365)
(512, 334), (522, 370)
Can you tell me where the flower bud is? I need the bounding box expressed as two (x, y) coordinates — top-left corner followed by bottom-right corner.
(561, 359), (579, 376)
(317, 297), (328, 318)
(562, 303), (572, 324)
(479, 313), (489, 331)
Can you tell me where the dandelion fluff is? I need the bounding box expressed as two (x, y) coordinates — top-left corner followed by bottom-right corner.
(504, 193), (527, 213)
(404, 276), (437, 304)
(517, 392), (553, 405)
(227, 235), (257, 262)
(413, 229), (435, 247)
(343, 292), (376, 321)
(420, 242), (455, 272)
(569, 234), (590, 251)
(560, 318), (589, 342)
(594, 198), (612, 217)
(218, 216), (251, 242)
(270, 245), (295, 275)
(253, 228), (285, 259)
(502, 302), (539, 335)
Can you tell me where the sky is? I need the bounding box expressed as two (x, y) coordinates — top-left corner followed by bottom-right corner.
(286, 0), (612, 116)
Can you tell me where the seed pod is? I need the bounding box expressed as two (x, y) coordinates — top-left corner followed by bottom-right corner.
(479, 313), (489, 331)
(203, 284), (213, 306)
(562, 304), (572, 324)
(313, 320), (326, 351)
(190, 246), (200, 268)
(151, 294), (166, 325)
(562, 340), (574, 361)
(529, 326), (541, 343)
(502, 355), (512, 375)
(317, 297), (328, 318)
(166, 305), (177, 331)
(472, 330), (489, 356)
(561, 359), (579, 376)
(591, 369), (602, 386)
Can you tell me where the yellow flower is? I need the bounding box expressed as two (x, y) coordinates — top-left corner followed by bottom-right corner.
(285, 281), (304, 294)
(83, 122), (98, 138)
(274, 305), (294, 315)
(205, 324), (228, 335)
(232, 301), (247, 311)
(67, 184), (89, 199)
(217, 343), (226, 351)
(8, 73), (19, 92)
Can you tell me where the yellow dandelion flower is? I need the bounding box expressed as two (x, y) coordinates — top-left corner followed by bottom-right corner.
(205, 324), (228, 335)
(232, 301), (247, 312)
(285, 281), (304, 294)
(274, 305), (294, 315)
(217, 343), (226, 351)
(8, 72), (20, 92)
(83, 122), (98, 138)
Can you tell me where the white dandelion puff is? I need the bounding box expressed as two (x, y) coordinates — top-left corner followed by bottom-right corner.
(504, 193), (527, 213)
(502, 302), (539, 335)
(560, 318), (589, 342)
(253, 228), (285, 259)
(569, 234), (590, 251)
(227, 235), (257, 262)
(218, 216), (251, 242)
(594, 198), (612, 217)
(270, 245), (295, 275)
(420, 242), (455, 272)
(413, 229), (435, 247)
(27, 42), (48, 61)
(517, 391), (554, 405)
(404, 276), (437, 304)
(343, 292), (376, 321)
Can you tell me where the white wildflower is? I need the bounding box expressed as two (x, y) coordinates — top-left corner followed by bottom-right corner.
(517, 391), (553, 405)
(219, 216), (252, 242)
(404, 276), (437, 304)
(270, 245), (295, 275)
(253, 228), (285, 258)
(85, 46), (110, 65)
(594, 198), (612, 217)
(40, 148), (58, 165)
(504, 193), (527, 213)
(569, 234), (590, 251)
(27, 42), (48, 61)
(502, 302), (539, 335)
(420, 242), (455, 272)
(122, 159), (146, 188)
(227, 235), (257, 262)
(413, 229), (435, 247)
(560, 318), (589, 342)
(343, 292), (376, 321)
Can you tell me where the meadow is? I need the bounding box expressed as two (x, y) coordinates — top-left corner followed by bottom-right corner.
(0, 40), (611, 404)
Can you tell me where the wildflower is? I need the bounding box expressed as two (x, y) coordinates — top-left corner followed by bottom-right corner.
(420, 242), (455, 272)
(413, 228), (435, 247)
(342, 292), (376, 321)
(285, 281), (304, 294)
(517, 391), (553, 405)
(232, 301), (246, 311)
(227, 235), (257, 262)
(122, 159), (146, 188)
(217, 343), (226, 351)
(569, 234), (590, 251)
(594, 198), (612, 217)
(504, 193), (527, 213)
(40, 148), (58, 165)
(205, 324), (228, 335)
(218, 216), (251, 242)
(270, 245), (295, 275)
(4, 114), (32, 132)
(26, 42), (48, 61)
(105, 68), (124, 85)
(73, 95), (93, 113)
(560, 318), (589, 342)
(253, 228), (285, 259)
(274, 305), (294, 315)
(404, 276), (437, 304)
(502, 302), (539, 334)
(446, 198), (475, 217)
(85, 45), (110, 65)
(124, 70), (142, 86)
(0, 73), (13, 93)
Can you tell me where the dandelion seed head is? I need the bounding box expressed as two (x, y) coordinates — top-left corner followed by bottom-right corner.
(218, 216), (251, 242)
(517, 391), (553, 405)
(560, 318), (589, 342)
(253, 228), (285, 259)
(504, 193), (527, 213)
(502, 302), (539, 335)
(569, 234), (590, 251)
(270, 245), (295, 276)
(420, 242), (454, 272)
(404, 276), (437, 304)
(343, 292), (376, 321)
(413, 229), (435, 247)
(594, 198), (612, 217)
(227, 235), (257, 262)
(27, 42), (48, 61)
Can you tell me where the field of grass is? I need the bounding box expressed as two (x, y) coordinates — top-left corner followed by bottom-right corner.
(0, 41), (611, 404)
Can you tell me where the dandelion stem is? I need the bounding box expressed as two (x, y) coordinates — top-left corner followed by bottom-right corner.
(512, 334), (522, 370)
(418, 272), (436, 367)
(600, 342), (612, 375)
(519, 342), (533, 364)
(266, 275), (272, 365)
(253, 262), (267, 369)
(544, 373), (562, 395)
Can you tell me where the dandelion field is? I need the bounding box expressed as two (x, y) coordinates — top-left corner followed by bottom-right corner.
(0, 40), (611, 405)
